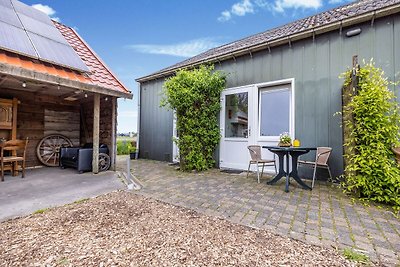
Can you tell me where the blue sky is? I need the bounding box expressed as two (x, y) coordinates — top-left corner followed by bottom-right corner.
(23, 0), (351, 133)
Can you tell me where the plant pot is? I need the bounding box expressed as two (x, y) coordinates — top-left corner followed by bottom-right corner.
(130, 152), (138, 160)
(278, 142), (291, 147)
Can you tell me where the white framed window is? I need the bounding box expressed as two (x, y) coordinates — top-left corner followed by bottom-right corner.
(258, 85), (292, 140)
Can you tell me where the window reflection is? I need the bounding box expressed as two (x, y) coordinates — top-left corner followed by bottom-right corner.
(259, 88), (290, 137)
(225, 93), (248, 138)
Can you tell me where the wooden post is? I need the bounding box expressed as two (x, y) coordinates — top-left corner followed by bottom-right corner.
(110, 97), (117, 171)
(92, 94), (100, 174)
(11, 97), (18, 140)
(342, 56), (359, 178)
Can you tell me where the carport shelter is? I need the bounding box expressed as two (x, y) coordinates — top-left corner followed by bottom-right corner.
(0, 0), (132, 174)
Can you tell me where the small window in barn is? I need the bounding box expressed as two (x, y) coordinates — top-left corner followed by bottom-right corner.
(225, 92), (248, 138)
(259, 87), (290, 137)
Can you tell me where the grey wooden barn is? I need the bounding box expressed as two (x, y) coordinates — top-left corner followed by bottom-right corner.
(136, 0), (400, 177)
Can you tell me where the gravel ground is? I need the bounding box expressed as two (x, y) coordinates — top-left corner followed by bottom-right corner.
(0, 191), (356, 267)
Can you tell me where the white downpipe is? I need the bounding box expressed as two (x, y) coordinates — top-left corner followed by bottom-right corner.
(135, 83), (141, 159)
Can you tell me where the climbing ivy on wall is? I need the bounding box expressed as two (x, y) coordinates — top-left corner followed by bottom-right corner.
(342, 61), (400, 213)
(161, 65), (226, 171)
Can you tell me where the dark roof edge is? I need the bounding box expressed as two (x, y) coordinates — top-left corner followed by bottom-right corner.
(136, 3), (400, 83)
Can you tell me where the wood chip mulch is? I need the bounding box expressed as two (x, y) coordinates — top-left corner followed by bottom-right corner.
(0, 191), (354, 266)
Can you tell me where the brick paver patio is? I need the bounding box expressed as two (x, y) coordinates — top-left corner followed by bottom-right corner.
(129, 159), (400, 266)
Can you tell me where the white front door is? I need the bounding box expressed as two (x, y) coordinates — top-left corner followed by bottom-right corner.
(220, 86), (255, 170)
(220, 79), (295, 171)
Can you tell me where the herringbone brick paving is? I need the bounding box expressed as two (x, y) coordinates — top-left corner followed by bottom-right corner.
(129, 159), (400, 266)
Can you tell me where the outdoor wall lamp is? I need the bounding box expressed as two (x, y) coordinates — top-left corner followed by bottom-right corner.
(346, 28), (362, 37)
(22, 81), (26, 88)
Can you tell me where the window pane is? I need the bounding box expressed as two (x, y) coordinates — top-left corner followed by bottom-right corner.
(225, 92), (248, 138)
(260, 89), (290, 136)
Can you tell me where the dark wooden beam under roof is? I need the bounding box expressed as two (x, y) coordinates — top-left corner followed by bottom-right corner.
(0, 62), (132, 99)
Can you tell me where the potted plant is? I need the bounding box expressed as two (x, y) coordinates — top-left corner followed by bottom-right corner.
(279, 132), (292, 147)
(128, 142), (138, 159)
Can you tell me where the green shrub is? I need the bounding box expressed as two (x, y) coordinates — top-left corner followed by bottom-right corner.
(161, 65), (226, 171)
(342, 61), (400, 212)
(117, 140), (136, 155)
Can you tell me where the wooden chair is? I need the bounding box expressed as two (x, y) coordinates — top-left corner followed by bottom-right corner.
(298, 147), (332, 188)
(392, 147), (400, 165)
(247, 145), (277, 183)
(0, 138), (29, 181)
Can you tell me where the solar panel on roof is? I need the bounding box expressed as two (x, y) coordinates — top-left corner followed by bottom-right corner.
(29, 33), (89, 71)
(0, 0), (90, 72)
(19, 14), (68, 45)
(0, 6), (23, 28)
(0, 20), (37, 58)
(11, 0), (53, 25)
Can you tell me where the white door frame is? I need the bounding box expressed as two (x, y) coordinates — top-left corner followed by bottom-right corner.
(219, 85), (255, 170)
(219, 78), (295, 171)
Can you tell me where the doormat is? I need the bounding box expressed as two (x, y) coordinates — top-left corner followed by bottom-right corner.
(221, 169), (244, 174)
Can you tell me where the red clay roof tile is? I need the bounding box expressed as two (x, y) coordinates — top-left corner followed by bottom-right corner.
(0, 50), (91, 83)
(53, 21), (130, 95)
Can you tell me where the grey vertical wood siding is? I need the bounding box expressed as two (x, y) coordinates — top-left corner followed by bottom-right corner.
(139, 79), (173, 161)
(138, 14), (400, 177)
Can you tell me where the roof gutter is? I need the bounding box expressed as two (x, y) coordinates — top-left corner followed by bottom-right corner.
(0, 62), (133, 99)
(136, 3), (400, 83)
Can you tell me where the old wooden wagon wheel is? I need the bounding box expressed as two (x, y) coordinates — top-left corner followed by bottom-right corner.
(37, 134), (73, 167)
(98, 153), (111, 172)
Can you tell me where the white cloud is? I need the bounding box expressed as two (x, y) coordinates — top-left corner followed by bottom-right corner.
(218, 11), (231, 22)
(328, 0), (351, 4)
(218, 0), (254, 22)
(272, 0), (322, 13)
(127, 38), (221, 58)
(232, 0), (254, 16)
(254, 0), (270, 8)
(31, 4), (60, 22)
(219, 0), (327, 20)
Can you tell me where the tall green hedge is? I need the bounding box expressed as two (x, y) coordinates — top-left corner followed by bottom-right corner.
(342, 62), (400, 212)
(161, 65), (226, 171)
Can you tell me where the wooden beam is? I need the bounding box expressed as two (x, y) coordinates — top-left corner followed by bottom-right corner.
(0, 62), (133, 99)
(92, 93), (100, 173)
(110, 97), (117, 171)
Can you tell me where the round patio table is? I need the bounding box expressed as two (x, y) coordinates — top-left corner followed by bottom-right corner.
(262, 146), (317, 192)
